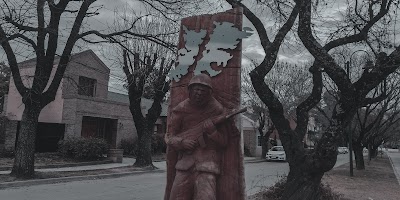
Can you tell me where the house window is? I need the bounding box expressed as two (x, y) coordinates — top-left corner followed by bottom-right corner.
(257, 135), (262, 146)
(78, 76), (96, 97)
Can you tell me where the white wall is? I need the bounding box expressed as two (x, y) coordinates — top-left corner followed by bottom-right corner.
(6, 65), (64, 123)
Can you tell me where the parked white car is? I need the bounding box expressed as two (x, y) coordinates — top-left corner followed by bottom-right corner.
(338, 147), (349, 154)
(266, 146), (286, 161)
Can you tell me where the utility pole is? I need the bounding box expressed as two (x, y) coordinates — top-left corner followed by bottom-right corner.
(346, 61), (354, 177)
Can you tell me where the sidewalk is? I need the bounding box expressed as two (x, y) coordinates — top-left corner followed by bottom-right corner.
(0, 158), (163, 175)
(0, 156), (261, 175)
(0, 156), (265, 189)
(0, 157), (165, 189)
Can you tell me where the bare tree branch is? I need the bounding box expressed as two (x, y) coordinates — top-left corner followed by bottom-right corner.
(295, 63), (322, 137)
(0, 26), (27, 96)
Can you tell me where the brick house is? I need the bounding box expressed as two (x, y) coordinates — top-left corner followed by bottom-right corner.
(0, 50), (167, 153)
(241, 114), (281, 157)
(242, 114), (319, 157)
(241, 115), (259, 157)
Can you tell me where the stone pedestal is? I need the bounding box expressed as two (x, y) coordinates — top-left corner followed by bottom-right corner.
(107, 148), (123, 163)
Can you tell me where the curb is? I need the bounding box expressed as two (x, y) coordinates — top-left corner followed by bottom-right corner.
(0, 160), (113, 171)
(245, 159), (267, 163)
(387, 152), (400, 185)
(0, 169), (165, 190)
(0, 158), (264, 190)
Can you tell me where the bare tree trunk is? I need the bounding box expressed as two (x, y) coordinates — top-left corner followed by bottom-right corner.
(370, 147), (378, 159)
(261, 128), (274, 158)
(280, 148), (338, 200)
(11, 104), (41, 178)
(279, 120), (339, 200)
(353, 143), (365, 170)
(123, 51), (171, 168)
(282, 169), (324, 200)
(261, 136), (269, 158)
(134, 125), (154, 168)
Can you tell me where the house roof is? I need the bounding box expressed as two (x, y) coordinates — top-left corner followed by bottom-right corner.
(107, 91), (129, 104)
(107, 91), (168, 117)
(241, 114), (256, 129)
(242, 111), (259, 122)
(242, 114), (255, 123)
(18, 50), (110, 73)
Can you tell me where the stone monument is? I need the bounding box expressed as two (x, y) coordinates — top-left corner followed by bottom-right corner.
(164, 7), (251, 200)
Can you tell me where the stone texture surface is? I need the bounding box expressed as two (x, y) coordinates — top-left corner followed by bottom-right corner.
(165, 7), (246, 200)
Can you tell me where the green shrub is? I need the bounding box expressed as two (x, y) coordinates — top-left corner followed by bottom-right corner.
(119, 138), (137, 156)
(58, 137), (108, 160)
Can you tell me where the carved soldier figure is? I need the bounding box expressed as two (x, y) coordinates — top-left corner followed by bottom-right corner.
(164, 73), (238, 200)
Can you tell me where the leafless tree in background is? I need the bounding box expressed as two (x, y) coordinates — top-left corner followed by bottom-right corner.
(0, 0), (176, 178)
(112, 12), (177, 167)
(230, 0), (400, 199)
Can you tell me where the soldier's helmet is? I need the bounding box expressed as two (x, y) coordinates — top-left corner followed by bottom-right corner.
(188, 73), (213, 89)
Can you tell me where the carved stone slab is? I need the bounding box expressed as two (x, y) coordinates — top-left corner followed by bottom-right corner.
(165, 7), (246, 200)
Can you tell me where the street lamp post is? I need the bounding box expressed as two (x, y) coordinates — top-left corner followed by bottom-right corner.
(337, 49), (386, 177)
(345, 61), (354, 177)
(345, 49), (384, 177)
(346, 50), (372, 177)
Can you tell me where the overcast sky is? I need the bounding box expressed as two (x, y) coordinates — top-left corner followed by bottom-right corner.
(1, 0), (399, 94)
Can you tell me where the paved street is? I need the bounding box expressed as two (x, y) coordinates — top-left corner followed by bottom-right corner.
(245, 161), (288, 196)
(0, 154), (349, 200)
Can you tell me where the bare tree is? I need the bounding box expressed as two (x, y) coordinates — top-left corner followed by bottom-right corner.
(0, 0), (175, 178)
(0, 62), (10, 112)
(122, 51), (173, 167)
(291, 0), (399, 198)
(242, 60), (312, 158)
(231, 0), (400, 199)
(266, 61), (313, 116)
(318, 53), (399, 170)
(383, 120), (400, 148)
(361, 75), (400, 159)
(110, 11), (177, 167)
(139, 0), (221, 20)
(242, 62), (271, 158)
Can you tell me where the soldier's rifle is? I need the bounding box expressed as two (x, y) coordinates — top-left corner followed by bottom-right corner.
(177, 107), (247, 147)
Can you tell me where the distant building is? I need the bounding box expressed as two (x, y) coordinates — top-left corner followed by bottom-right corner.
(241, 113), (320, 157)
(1, 50), (167, 152)
(241, 114), (259, 157)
